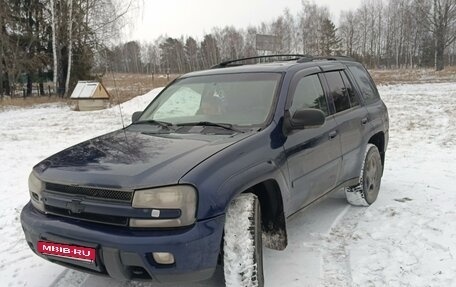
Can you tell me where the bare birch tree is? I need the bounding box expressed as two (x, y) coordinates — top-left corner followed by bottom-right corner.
(64, 0), (73, 96)
(416, 0), (456, 70)
(50, 0), (58, 94)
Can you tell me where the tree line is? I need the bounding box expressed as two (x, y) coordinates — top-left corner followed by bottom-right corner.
(106, 0), (456, 76)
(1, 0), (455, 98)
(0, 0), (132, 97)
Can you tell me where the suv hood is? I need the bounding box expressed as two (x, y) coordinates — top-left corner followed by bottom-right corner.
(35, 129), (252, 189)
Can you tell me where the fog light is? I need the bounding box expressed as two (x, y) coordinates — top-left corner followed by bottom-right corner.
(31, 192), (39, 201)
(152, 252), (175, 265)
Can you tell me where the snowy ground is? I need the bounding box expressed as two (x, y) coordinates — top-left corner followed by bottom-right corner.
(1, 83), (456, 286)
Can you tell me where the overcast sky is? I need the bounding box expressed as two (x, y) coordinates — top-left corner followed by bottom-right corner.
(124, 0), (362, 42)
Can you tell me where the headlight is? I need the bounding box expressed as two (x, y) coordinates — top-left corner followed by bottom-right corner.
(130, 185), (197, 228)
(29, 171), (45, 212)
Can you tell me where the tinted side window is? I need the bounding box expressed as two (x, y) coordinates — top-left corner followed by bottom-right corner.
(348, 65), (378, 104)
(341, 71), (359, 107)
(325, 71), (350, 113)
(290, 74), (328, 116)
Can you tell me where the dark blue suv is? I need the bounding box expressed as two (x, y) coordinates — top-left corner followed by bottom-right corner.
(21, 55), (389, 286)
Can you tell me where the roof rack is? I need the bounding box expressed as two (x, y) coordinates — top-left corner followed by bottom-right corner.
(211, 54), (311, 69)
(298, 56), (357, 63)
(211, 54), (357, 69)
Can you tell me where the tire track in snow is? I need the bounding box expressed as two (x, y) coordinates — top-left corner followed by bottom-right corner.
(320, 205), (357, 287)
(300, 205), (363, 287)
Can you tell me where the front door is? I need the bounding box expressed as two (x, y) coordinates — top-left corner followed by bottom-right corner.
(284, 73), (342, 213)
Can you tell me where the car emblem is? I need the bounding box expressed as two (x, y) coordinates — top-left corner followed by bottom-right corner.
(66, 200), (85, 214)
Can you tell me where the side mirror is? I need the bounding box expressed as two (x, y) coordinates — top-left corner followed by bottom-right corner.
(284, 108), (325, 133)
(132, 111), (142, 123)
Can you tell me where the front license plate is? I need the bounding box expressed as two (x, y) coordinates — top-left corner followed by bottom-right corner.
(37, 241), (96, 263)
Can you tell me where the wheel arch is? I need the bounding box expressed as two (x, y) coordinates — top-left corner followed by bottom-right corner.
(242, 179), (288, 250)
(368, 131), (386, 167)
(193, 159), (290, 250)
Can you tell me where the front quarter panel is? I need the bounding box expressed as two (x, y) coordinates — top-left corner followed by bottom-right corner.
(179, 125), (290, 220)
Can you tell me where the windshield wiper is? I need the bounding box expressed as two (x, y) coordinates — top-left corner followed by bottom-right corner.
(176, 121), (244, 133)
(132, 119), (174, 130)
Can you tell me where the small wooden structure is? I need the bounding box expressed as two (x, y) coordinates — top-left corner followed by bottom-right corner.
(70, 81), (110, 111)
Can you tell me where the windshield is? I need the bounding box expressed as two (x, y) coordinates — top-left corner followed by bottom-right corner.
(138, 73), (282, 127)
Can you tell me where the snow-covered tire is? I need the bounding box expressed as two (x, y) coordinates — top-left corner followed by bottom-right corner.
(223, 193), (264, 287)
(345, 144), (383, 206)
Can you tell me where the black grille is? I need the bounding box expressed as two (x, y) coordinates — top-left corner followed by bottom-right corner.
(45, 183), (133, 202)
(45, 205), (129, 226)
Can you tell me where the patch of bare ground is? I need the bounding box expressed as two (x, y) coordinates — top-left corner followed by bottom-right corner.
(2, 68), (455, 108)
(369, 67), (456, 85)
(0, 73), (179, 109)
(101, 73), (179, 103)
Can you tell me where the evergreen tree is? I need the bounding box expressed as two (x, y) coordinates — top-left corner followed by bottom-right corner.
(320, 18), (340, 56)
(185, 37), (199, 72)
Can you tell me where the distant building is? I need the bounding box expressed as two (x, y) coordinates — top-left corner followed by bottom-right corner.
(70, 81), (110, 111)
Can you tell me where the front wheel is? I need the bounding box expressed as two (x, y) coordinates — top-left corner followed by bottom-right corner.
(345, 144), (383, 206)
(223, 193), (264, 287)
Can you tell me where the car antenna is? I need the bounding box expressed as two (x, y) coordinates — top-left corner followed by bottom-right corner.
(109, 69), (126, 129)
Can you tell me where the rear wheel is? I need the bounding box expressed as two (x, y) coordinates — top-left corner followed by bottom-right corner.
(345, 144), (383, 206)
(223, 193), (264, 287)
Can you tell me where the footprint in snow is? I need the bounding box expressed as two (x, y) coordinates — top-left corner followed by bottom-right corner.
(394, 197), (413, 203)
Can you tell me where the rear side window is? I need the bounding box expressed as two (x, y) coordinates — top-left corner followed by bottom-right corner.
(348, 65), (379, 104)
(325, 71), (351, 113)
(290, 74), (328, 116)
(341, 71), (360, 107)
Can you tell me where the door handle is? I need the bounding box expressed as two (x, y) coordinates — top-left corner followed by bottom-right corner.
(329, 130), (338, 140)
(361, 117), (368, 125)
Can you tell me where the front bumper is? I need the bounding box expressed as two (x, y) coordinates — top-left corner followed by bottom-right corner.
(20, 202), (224, 283)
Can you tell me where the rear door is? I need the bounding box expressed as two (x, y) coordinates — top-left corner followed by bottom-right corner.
(346, 64), (389, 159)
(322, 69), (369, 183)
(284, 71), (342, 212)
